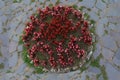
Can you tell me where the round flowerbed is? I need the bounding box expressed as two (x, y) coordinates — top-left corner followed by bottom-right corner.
(20, 5), (95, 73)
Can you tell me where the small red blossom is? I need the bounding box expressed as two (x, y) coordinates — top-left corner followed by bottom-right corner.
(22, 5), (93, 70)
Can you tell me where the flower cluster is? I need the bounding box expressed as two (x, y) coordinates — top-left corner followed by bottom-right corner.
(22, 6), (93, 70)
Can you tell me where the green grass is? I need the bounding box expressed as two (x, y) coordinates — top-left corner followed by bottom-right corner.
(48, 3), (53, 8)
(96, 73), (102, 79)
(72, 5), (78, 10)
(0, 52), (2, 57)
(86, 75), (90, 80)
(78, 0), (83, 2)
(90, 54), (103, 68)
(80, 66), (87, 72)
(100, 65), (108, 80)
(104, 30), (108, 36)
(0, 63), (4, 69)
(79, 6), (86, 11)
(55, 0), (61, 5)
(90, 54), (108, 80)
(101, 0), (106, 3)
(84, 13), (90, 19)
(13, 0), (22, 3)
(18, 35), (23, 45)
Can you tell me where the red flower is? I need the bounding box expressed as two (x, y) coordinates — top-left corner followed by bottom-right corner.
(22, 5), (93, 70)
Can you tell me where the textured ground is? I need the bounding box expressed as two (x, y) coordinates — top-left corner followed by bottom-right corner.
(0, 0), (120, 80)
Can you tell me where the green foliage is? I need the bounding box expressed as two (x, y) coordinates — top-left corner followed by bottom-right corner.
(84, 13), (90, 19)
(80, 66), (87, 72)
(101, 0), (106, 3)
(18, 36), (23, 45)
(96, 73), (102, 79)
(90, 20), (95, 25)
(79, 6), (86, 11)
(13, 0), (22, 3)
(78, 0), (83, 2)
(104, 30), (108, 36)
(55, 0), (60, 5)
(0, 52), (2, 57)
(90, 54), (103, 68)
(6, 70), (12, 73)
(100, 65), (108, 80)
(31, 0), (35, 2)
(72, 5), (78, 10)
(86, 75), (90, 80)
(34, 66), (44, 74)
(89, 20), (96, 34)
(49, 3), (53, 8)
(0, 63), (4, 69)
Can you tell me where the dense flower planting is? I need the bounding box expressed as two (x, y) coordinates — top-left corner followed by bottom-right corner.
(22, 5), (93, 72)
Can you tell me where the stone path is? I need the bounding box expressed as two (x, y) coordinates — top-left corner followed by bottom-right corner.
(0, 0), (120, 80)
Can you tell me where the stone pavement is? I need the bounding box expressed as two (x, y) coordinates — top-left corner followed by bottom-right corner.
(0, 0), (120, 80)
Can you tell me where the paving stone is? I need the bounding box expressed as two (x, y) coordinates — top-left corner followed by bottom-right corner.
(0, 15), (7, 24)
(9, 18), (20, 30)
(79, 0), (95, 8)
(9, 41), (18, 53)
(15, 24), (25, 35)
(16, 63), (26, 74)
(0, 0), (120, 80)
(100, 58), (106, 66)
(101, 35), (117, 51)
(12, 35), (19, 42)
(98, 75), (104, 80)
(113, 48), (120, 66)
(17, 45), (23, 52)
(0, 20), (3, 33)
(88, 67), (101, 74)
(0, 33), (9, 46)
(86, 72), (97, 80)
(102, 48), (114, 61)
(96, 18), (108, 37)
(95, 0), (106, 10)
(88, 11), (99, 21)
(1, 46), (9, 58)
(22, 0), (31, 5)
(93, 43), (102, 58)
(106, 3), (120, 17)
(106, 63), (120, 80)
(110, 31), (120, 47)
(45, 73), (58, 80)
(8, 52), (18, 67)
(0, 1), (5, 8)
(0, 9), (3, 16)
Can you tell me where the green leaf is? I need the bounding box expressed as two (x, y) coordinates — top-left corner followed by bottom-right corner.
(78, 0), (83, 2)
(84, 13), (90, 19)
(0, 52), (2, 57)
(79, 6), (86, 11)
(80, 66), (87, 72)
(55, 0), (60, 5)
(34, 67), (44, 74)
(100, 66), (108, 80)
(18, 36), (23, 45)
(13, 0), (22, 3)
(90, 20), (95, 25)
(31, 0), (35, 2)
(0, 63), (4, 69)
(104, 30), (108, 35)
(72, 5), (78, 9)
(49, 3), (53, 8)
(90, 54), (103, 68)
(101, 0), (106, 3)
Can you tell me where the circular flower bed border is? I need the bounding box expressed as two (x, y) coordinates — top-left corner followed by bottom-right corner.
(19, 5), (96, 73)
